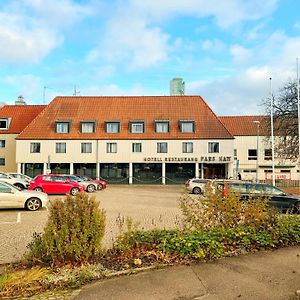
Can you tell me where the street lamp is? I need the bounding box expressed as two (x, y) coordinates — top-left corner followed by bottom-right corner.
(253, 120), (260, 183)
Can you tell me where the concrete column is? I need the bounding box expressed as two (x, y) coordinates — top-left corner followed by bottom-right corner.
(129, 162), (133, 184)
(195, 163), (199, 178)
(70, 163), (74, 175)
(162, 163), (166, 184)
(228, 162), (234, 179)
(200, 163), (204, 179)
(43, 163), (48, 174)
(96, 163), (100, 180)
(17, 163), (21, 174)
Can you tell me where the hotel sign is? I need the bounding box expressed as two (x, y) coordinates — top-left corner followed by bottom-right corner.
(143, 156), (232, 162)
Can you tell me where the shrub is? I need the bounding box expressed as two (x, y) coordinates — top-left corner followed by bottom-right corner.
(179, 189), (278, 231)
(26, 193), (106, 266)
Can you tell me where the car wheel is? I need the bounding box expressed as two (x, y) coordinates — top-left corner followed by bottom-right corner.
(192, 187), (201, 194)
(293, 202), (300, 214)
(34, 187), (43, 192)
(70, 187), (80, 196)
(14, 183), (25, 190)
(25, 198), (42, 211)
(97, 184), (103, 190)
(86, 184), (96, 193)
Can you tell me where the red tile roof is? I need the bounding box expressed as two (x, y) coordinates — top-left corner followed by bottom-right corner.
(219, 115), (268, 136)
(0, 105), (46, 134)
(17, 96), (233, 140)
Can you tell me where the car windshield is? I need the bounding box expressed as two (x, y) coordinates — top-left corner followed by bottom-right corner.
(264, 185), (285, 195)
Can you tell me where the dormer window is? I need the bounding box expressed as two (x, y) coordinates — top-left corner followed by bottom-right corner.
(179, 120), (195, 133)
(56, 121), (70, 133)
(130, 121), (144, 133)
(155, 121), (169, 133)
(105, 121), (120, 133)
(0, 118), (10, 130)
(81, 121), (96, 133)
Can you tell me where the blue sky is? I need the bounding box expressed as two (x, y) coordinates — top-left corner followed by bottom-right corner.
(0, 0), (299, 115)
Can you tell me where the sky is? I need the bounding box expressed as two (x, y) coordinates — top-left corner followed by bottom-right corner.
(0, 0), (300, 115)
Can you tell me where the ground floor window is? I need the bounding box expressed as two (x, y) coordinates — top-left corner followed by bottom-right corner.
(25, 163), (43, 178)
(166, 163), (195, 184)
(50, 163), (70, 174)
(74, 163), (96, 178)
(203, 163), (225, 179)
(100, 163), (129, 184)
(133, 163), (162, 184)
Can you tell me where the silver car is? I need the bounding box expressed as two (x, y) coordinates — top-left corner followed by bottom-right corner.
(62, 175), (98, 193)
(185, 178), (211, 194)
(0, 172), (29, 189)
(0, 181), (48, 211)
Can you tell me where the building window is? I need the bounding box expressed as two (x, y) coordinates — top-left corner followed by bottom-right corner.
(234, 149), (237, 160)
(182, 142), (193, 153)
(179, 120), (194, 133)
(155, 121), (169, 133)
(0, 119), (9, 130)
(0, 158), (5, 166)
(157, 142), (168, 153)
(248, 149), (257, 160)
(30, 142), (40, 153)
(107, 142), (117, 153)
(264, 149), (272, 160)
(105, 122), (120, 133)
(132, 143), (142, 153)
(208, 142), (219, 153)
(81, 143), (92, 153)
(81, 121), (96, 133)
(56, 142), (66, 153)
(56, 121), (70, 133)
(0, 140), (5, 148)
(130, 121), (144, 133)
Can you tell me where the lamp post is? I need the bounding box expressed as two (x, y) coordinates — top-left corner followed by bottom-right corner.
(253, 120), (260, 183)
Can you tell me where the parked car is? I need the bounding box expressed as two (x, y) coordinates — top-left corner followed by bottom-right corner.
(185, 178), (211, 194)
(28, 174), (84, 196)
(62, 174), (98, 193)
(217, 181), (300, 214)
(0, 181), (48, 211)
(0, 172), (29, 189)
(7, 173), (32, 183)
(75, 175), (107, 190)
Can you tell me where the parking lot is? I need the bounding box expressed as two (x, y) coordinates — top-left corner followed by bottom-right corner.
(0, 185), (185, 264)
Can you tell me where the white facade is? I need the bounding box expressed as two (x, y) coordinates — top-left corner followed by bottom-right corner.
(233, 136), (299, 181)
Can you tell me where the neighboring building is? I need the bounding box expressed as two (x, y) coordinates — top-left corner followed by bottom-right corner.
(170, 78), (185, 96)
(220, 115), (299, 181)
(16, 96), (234, 183)
(0, 105), (46, 172)
(15, 95), (26, 106)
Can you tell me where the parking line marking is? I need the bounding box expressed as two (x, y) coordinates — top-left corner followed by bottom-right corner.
(17, 212), (21, 223)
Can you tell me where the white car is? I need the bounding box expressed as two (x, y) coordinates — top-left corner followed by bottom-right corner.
(0, 172), (29, 189)
(0, 181), (48, 211)
(185, 178), (211, 194)
(7, 173), (32, 183)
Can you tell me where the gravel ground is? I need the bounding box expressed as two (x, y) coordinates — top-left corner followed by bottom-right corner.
(0, 185), (185, 265)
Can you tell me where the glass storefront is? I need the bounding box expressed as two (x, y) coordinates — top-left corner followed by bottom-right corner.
(24, 163), (43, 178)
(165, 163), (195, 184)
(74, 163), (96, 178)
(203, 163), (226, 179)
(133, 163), (162, 184)
(100, 163), (129, 184)
(50, 163), (70, 174)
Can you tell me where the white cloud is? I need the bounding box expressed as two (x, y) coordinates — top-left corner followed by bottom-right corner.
(3, 74), (43, 103)
(230, 45), (252, 64)
(202, 39), (226, 54)
(0, 0), (94, 63)
(87, 16), (170, 69)
(129, 0), (278, 29)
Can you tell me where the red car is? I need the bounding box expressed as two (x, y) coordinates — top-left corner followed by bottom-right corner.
(29, 174), (84, 195)
(75, 175), (107, 190)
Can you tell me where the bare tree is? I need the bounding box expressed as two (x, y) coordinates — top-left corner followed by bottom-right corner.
(262, 80), (299, 160)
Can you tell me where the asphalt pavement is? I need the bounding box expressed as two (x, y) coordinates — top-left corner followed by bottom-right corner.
(73, 246), (300, 300)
